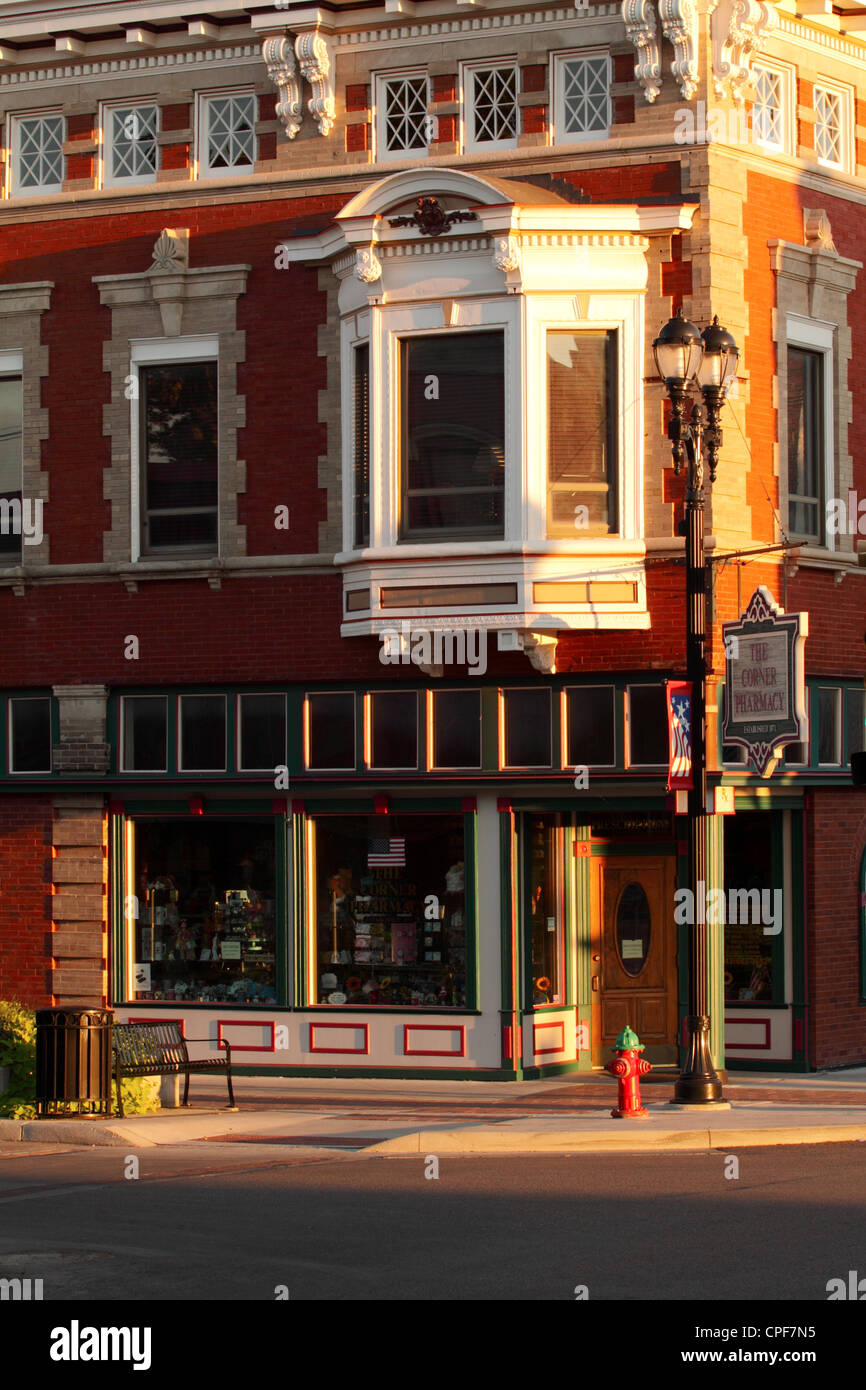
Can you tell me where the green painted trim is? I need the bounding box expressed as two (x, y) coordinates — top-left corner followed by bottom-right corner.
(274, 812), (288, 1007)
(706, 812), (725, 1072)
(859, 842), (866, 1001)
(293, 808), (307, 1007)
(109, 812), (126, 1004)
(464, 809), (479, 1011)
(573, 821), (593, 1071)
(499, 809), (514, 1013)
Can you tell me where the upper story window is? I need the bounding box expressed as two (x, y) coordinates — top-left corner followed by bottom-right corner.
(400, 331), (505, 541)
(463, 61), (518, 151)
(813, 82), (851, 171)
(197, 91), (255, 178)
(353, 342), (371, 548)
(0, 368), (23, 565)
(135, 343), (218, 557)
(751, 64), (788, 152)
(375, 70), (430, 160)
(547, 330), (617, 535)
(9, 696), (51, 773)
(552, 51), (611, 143)
(786, 341), (827, 544)
(10, 112), (64, 196)
(102, 101), (159, 186)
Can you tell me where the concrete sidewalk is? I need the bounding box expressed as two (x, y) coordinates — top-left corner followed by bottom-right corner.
(2, 1070), (866, 1153)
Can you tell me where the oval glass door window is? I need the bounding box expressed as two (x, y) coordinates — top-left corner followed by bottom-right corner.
(615, 882), (651, 977)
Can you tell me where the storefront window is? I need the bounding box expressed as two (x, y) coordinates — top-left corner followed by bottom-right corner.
(128, 818), (277, 1005)
(723, 812), (774, 1002)
(527, 814), (565, 1005)
(311, 814), (468, 1007)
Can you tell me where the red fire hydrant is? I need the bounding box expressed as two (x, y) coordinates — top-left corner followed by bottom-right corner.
(605, 1025), (652, 1118)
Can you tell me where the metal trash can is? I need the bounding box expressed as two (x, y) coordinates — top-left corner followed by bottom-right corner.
(35, 1008), (113, 1118)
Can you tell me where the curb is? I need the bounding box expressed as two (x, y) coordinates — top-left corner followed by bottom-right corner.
(363, 1123), (866, 1154)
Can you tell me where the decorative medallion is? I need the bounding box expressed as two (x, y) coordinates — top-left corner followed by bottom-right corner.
(388, 197), (478, 237)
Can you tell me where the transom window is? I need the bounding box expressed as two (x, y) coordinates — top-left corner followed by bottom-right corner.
(104, 103), (158, 184)
(12, 113), (64, 195)
(787, 346), (824, 542)
(199, 92), (255, 176)
(400, 331), (505, 541)
(464, 62), (518, 150)
(752, 66), (784, 149)
(555, 52), (610, 142)
(814, 85), (843, 166)
(376, 71), (429, 158)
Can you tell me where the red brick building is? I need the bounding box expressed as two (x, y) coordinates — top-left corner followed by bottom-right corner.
(0, 0), (864, 1077)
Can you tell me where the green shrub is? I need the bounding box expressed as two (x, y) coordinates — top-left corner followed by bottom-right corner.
(0, 1003), (160, 1119)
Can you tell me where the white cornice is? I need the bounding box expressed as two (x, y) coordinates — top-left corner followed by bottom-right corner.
(0, 44), (261, 88)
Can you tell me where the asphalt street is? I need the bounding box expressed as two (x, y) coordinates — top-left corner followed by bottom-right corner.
(0, 1140), (864, 1302)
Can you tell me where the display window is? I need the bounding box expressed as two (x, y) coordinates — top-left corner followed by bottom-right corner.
(125, 818), (277, 1005)
(526, 814), (566, 1005)
(309, 813), (469, 1007)
(723, 812), (776, 1003)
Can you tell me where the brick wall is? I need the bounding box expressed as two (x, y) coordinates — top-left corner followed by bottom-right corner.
(807, 790), (866, 1068)
(0, 797), (53, 1006)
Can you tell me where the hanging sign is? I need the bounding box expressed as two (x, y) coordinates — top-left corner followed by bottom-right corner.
(722, 587), (808, 775)
(666, 680), (693, 791)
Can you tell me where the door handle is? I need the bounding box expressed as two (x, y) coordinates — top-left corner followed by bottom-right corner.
(591, 975), (600, 992)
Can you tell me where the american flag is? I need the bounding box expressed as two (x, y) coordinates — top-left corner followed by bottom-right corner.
(368, 836), (406, 867)
(666, 680), (693, 791)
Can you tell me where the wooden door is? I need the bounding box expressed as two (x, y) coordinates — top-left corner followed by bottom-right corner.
(590, 856), (678, 1065)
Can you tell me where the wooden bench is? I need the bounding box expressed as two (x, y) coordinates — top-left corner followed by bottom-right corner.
(112, 1021), (235, 1117)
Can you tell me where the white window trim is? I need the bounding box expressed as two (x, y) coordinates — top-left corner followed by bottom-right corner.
(99, 98), (159, 189)
(8, 109), (64, 197)
(119, 695), (168, 774)
(178, 693), (227, 773)
(373, 68), (430, 163)
(817, 686), (842, 767)
(461, 58), (519, 153)
(785, 313), (834, 551)
(551, 48), (611, 146)
(129, 335), (219, 564)
(194, 88), (256, 180)
(750, 59), (795, 156)
(236, 692), (287, 772)
(812, 78), (853, 173)
(8, 696), (51, 774)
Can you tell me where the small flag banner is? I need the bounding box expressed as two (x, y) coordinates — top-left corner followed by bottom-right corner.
(666, 680), (693, 791)
(368, 836), (406, 868)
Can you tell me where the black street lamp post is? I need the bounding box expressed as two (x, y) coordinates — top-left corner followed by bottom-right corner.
(653, 309), (739, 1106)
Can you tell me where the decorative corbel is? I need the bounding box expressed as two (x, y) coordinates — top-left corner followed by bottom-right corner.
(294, 30), (336, 137)
(621, 0), (662, 104)
(262, 34), (303, 139)
(659, 0), (699, 101)
(712, 0), (777, 101)
(492, 236), (521, 273)
(523, 633), (558, 675)
(355, 247), (383, 283)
